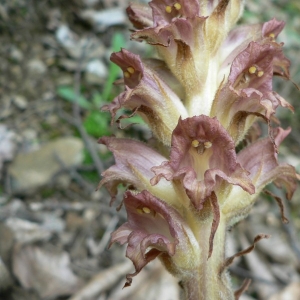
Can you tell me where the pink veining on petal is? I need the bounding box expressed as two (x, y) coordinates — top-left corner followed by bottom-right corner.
(237, 128), (297, 200)
(151, 116), (254, 210)
(98, 137), (166, 203)
(110, 190), (192, 287)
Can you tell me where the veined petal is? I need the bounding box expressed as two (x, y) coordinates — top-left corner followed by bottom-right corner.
(98, 137), (180, 207)
(211, 42), (293, 143)
(126, 3), (153, 29)
(149, 0), (200, 26)
(151, 116), (254, 210)
(222, 127), (297, 223)
(104, 49), (188, 145)
(221, 18), (285, 62)
(110, 190), (199, 287)
(262, 18), (285, 39)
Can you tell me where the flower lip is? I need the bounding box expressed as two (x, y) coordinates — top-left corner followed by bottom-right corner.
(110, 190), (194, 287)
(149, 0), (200, 25)
(97, 136), (167, 203)
(262, 18), (285, 39)
(110, 49), (143, 89)
(151, 115), (255, 210)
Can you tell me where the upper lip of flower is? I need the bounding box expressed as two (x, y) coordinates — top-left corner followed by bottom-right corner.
(151, 115), (255, 210)
(110, 190), (198, 287)
(102, 48), (188, 145)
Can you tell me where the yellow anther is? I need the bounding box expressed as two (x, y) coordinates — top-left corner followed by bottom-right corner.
(192, 140), (199, 148)
(124, 71), (130, 78)
(257, 70), (264, 77)
(165, 5), (172, 13)
(127, 66), (135, 74)
(136, 208), (143, 214)
(269, 33), (275, 38)
(142, 207), (151, 214)
(204, 141), (212, 149)
(248, 66), (257, 74)
(174, 3), (181, 10)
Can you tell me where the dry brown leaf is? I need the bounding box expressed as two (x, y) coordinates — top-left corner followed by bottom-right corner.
(13, 244), (82, 299)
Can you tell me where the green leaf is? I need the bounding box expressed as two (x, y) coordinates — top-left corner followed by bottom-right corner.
(57, 86), (92, 110)
(91, 92), (104, 108)
(83, 111), (111, 137)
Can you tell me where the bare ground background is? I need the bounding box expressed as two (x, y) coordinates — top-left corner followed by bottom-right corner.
(0, 0), (300, 299)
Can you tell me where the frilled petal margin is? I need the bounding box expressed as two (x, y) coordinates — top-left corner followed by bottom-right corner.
(238, 127), (297, 199)
(98, 137), (180, 207)
(212, 41), (293, 143)
(151, 115), (255, 210)
(110, 190), (197, 287)
(222, 127), (297, 222)
(103, 49), (187, 145)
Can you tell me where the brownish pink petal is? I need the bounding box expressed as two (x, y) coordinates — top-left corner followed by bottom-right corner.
(126, 3), (153, 29)
(211, 41), (293, 142)
(98, 137), (166, 202)
(237, 128), (297, 199)
(104, 49), (187, 144)
(151, 116), (254, 210)
(110, 190), (195, 287)
(262, 18), (285, 39)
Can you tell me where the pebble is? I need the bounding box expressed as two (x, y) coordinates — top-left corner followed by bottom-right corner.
(27, 59), (47, 75)
(12, 95), (28, 110)
(85, 59), (107, 78)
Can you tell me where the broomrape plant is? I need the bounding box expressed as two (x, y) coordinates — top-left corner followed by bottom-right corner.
(98, 0), (298, 299)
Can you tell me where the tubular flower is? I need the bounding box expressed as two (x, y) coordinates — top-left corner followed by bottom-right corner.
(100, 1), (298, 299)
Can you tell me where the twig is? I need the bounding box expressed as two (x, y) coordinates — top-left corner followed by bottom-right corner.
(58, 37), (104, 178)
(229, 266), (281, 286)
(87, 215), (119, 256)
(59, 110), (104, 178)
(282, 203), (300, 264)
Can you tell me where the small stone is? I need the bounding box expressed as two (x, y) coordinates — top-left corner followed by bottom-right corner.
(12, 95), (28, 110)
(85, 59), (107, 78)
(80, 8), (126, 32)
(9, 47), (23, 62)
(8, 137), (84, 193)
(27, 59), (47, 75)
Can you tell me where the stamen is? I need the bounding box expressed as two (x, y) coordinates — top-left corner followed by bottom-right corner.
(127, 66), (135, 74)
(136, 208), (143, 214)
(269, 33), (275, 38)
(142, 207), (151, 214)
(248, 66), (257, 74)
(204, 141), (212, 149)
(257, 70), (264, 77)
(174, 3), (181, 10)
(192, 140), (199, 147)
(124, 71), (131, 78)
(165, 6), (172, 13)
